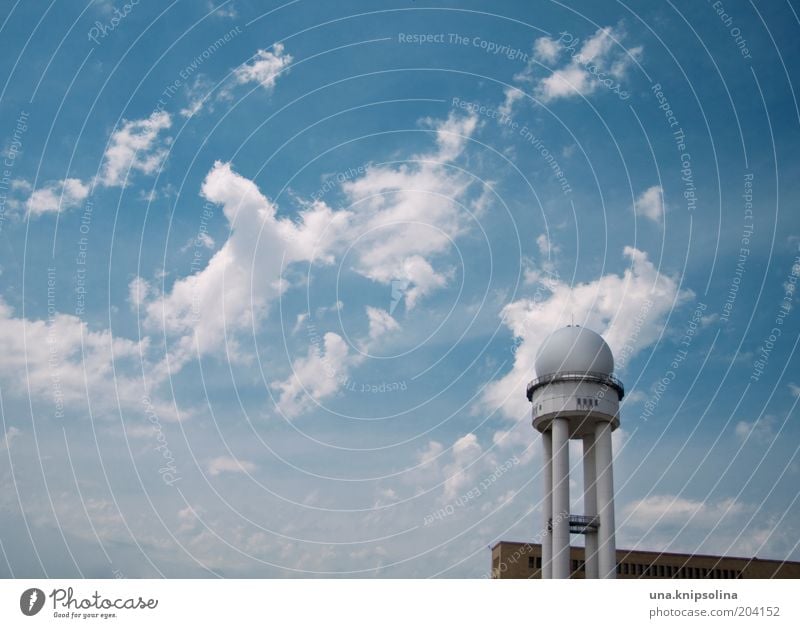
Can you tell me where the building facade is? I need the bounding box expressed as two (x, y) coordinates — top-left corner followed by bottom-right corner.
(491, 541), (800, 579)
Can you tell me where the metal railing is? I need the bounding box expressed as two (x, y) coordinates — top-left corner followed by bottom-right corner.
(547, 514), (600, 535)
(569, 515), (599, 534)
(526, 370), (625, 401)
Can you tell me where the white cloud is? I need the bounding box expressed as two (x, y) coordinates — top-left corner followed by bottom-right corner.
(634, 185), (665, 222)
(26, 178), (90, 216)
(623, 495), (748, 529)
(482, 247), (691, 421)
(734, 416), (776, 445)
(340, 112), (478, 309)
(179, 76), (214, 118)
(0, 426), (20, 451)
(443, 433), (483, 500)
(498, 88), (524, 118)
(270, 332), (360, 418)
(207, 456), (256, 476)
(142, 112), (476, 371)
(501, 26), (642, 112)
(208, 1), (237, 19)
(137, 113), (477, 418)
(197, 232), (215, 249)
(535, 233), (560, 256)
(430, 113), (478, 162)
(533, 36), (561, 63)
(142, 161), (351, 365)
(788, 383), (800, 398)
(99, 111), (172, 187)
(365, 306), (400, 344)
(417, 440), (444, 467)
(0, 297), (178, 422)
(538, 64), (594, 101)
(234, 43), (292, 91)
(128, 276), (152, 308)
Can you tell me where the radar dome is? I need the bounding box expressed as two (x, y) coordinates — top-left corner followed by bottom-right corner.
(535, 326), (614, 377)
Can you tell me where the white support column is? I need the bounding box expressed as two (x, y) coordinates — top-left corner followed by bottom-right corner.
(582, 433), (599, 579)
(551, 417), (570, 579)
(541, 429), (552, 579)
(595, 420), (616, 579)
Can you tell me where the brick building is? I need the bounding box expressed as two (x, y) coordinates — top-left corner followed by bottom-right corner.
(491, 541), (800, 579)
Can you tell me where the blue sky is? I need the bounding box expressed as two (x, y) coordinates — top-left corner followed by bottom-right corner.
(0, 0), (799, 577)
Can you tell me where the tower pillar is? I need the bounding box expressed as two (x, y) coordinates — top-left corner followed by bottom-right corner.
(595, 419), (616, 579)
(582, 433), (599, 579)
(541, 429), (552, 579)
(550, 417), (570, 579)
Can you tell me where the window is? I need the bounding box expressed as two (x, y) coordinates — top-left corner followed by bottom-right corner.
(528, 557), (536, 569)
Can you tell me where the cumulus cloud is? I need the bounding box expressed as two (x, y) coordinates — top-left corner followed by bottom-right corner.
(234, 43), (292, 91)
(137, 113), (477, 417)
(533, 36), (561, 63)
(501, 26), (642, 113)
(411, 433), (492, 503)
(141, 161), (351, 365)
(0, 297), (177, 422)
(23, 112), (172, 218)
(443, 433), (483, 501)
(365, 306), (400, 344)
(270, 332), (360, 418)
(99, 111), (172, 187)
(340, 112), (478, 309)
(535, 233), (560, 257)
(634, 185), (665, 222)
(207, 456), (256, 476)
(481, 247), (692, 421)
(26, 178), (90, 216)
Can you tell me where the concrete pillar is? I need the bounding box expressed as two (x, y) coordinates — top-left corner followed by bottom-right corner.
(551, 417), (570, 579)
(595, 420), (616, 579)
(582, 433), (599, 579)
(541, 429), (552, 579)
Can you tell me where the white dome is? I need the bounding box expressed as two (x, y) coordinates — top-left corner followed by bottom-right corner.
(535, 326), (614, 377)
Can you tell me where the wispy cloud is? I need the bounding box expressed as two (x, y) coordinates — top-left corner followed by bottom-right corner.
(207, 456), (257, 476)
(233, 43), (292, 91)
